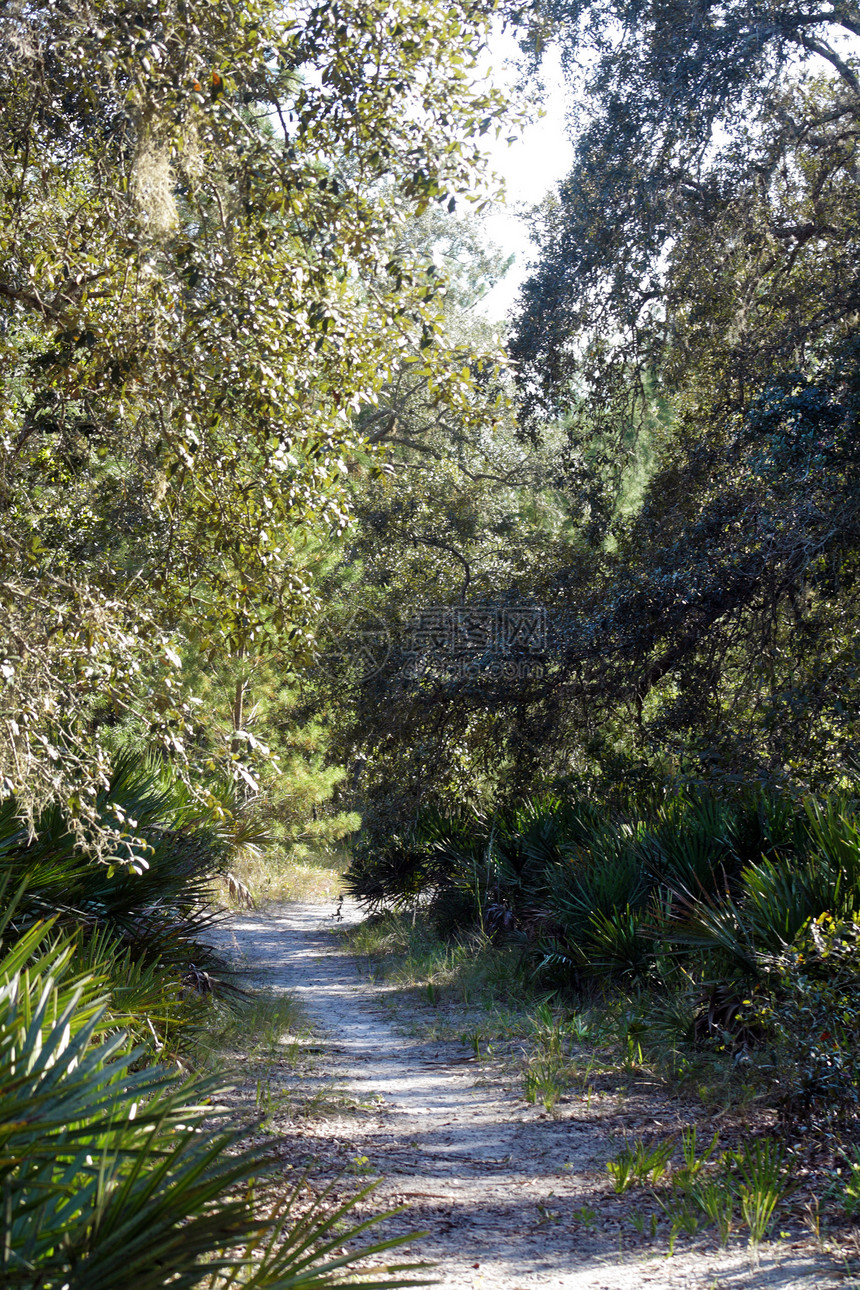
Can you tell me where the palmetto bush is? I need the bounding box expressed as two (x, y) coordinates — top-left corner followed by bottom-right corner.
(345, 827), (449, 913)
(643, 793), (741, 899)
(345, 794), (599, 932)
(345, 804), (498, 923)
(348, 784), (860, 1129)
(1, 753), (227, 950)
(669, 797), (860, 977)
(538, 825), (655, 984)
(347, 785), (860, 1009)
(0, 898), (429, 1289)
(0, 752), (264, 1050)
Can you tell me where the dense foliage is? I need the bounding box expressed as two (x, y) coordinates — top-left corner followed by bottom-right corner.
(302, 0), (860, 826)
(0, 0), (521, 1275)
(0, 0), (514, 829)
(5, 0), (860, 1265)
(502, 0), (860, 785)
(345, 786), (860, 1120)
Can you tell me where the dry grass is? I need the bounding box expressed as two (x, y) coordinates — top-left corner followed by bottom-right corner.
(197, 987), (309, 1073)
(217, 846), (348, 909)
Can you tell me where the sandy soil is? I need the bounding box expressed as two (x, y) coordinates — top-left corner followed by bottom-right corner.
(211, 901), (856, 1290)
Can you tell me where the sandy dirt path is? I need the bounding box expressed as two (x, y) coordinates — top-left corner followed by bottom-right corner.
(212, 901), (851, 1290)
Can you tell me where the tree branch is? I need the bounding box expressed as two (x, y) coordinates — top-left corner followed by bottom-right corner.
(411, 534), (471, 602)
(790, 31), (860, 98)
(0, 280), (57, 318)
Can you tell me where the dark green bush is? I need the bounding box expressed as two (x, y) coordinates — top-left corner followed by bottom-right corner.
(671, 798), (860, 976)
(0, 751), (268, 1054)
(1, 754), (228, 962)
(347, 786), (860, 1010)
(746, 915), (860, 1122)
(345, 828), (448, 912)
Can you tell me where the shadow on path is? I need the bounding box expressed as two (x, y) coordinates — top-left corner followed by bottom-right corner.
(212, 902), (850, 1290)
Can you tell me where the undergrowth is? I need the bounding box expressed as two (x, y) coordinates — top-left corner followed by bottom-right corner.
(0, 751), (424, 1288)
(219, 845), (349, 907)
(196, 987), (309, 1072)
(342, 905), (860, 1261)
(343, 909), (534, 1019)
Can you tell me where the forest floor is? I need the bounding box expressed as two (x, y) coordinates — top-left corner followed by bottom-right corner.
(210, 901), (858, 1290)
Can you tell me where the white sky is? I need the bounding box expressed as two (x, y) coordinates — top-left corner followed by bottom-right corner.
(470, 29), (860, 323)
(475, 37), (575, 321)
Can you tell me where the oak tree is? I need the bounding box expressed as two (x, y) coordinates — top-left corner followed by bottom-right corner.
(0, 0), (514, 824)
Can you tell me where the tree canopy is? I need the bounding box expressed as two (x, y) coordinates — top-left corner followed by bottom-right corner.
(303, 0), (860, 830)
(492, 0), (860, 789)
(0, 0), (515, 825)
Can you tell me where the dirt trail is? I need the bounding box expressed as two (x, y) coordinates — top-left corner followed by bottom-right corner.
(213, 901), (850, 1290)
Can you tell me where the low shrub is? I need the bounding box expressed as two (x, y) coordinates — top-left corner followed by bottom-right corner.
(347, 786), (860, 1099)
(0, 751), (269, 1054)
(745, 914), (860, 1123)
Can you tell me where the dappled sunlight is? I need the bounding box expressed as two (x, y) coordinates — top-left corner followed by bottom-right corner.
(213, 903), (847, 1290)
